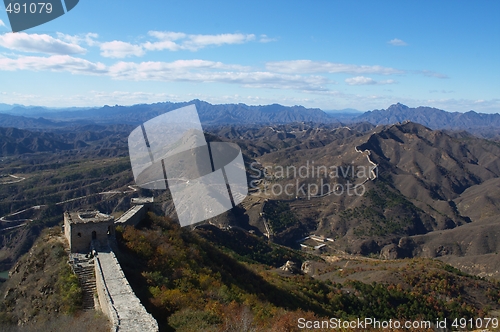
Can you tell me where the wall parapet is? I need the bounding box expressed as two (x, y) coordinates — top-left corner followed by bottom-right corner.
(94, 246), (158, 332)
(115, 205), (147, 227)
(95, 253), (120, 331)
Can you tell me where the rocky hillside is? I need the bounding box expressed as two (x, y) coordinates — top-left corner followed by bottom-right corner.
(0, 125), (133, 157)
(114, 212), (500, 331)
(220, 121), (500, 278)
(0, 228), (109, 331)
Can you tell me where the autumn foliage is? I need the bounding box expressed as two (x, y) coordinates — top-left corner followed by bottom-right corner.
(114, 213), (498, 331)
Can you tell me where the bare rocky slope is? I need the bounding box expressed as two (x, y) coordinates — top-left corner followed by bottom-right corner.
(216, 121), (500, 277)
(1, 119), (500, 279)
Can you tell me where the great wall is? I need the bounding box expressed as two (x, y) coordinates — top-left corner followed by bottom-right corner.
(64, 198), (158, 332)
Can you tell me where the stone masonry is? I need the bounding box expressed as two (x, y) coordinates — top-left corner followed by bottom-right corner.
(95, 246), (158, 331)
(64, 200), (158, 331)
(64, 210), (114, 253)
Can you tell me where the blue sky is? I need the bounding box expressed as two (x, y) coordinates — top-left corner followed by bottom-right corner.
(0, 0), (498, 112)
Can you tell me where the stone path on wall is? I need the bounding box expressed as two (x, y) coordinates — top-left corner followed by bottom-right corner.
(114, 203), (153, 228)
(95, 246), (158, 331)
(70, 254), (97, 311)
(115, 205), (144, 225)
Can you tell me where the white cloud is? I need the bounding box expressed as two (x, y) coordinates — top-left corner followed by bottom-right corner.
(388, 38), (407, 46)
(419, 70), (449, 79)
(148, 31), (186, 41)
(429, 89), (454, 94)
(107, 60), (330, 91)
(259, 34), (277, 43)
(56, 32), (99, 47)
(0, 19), (6, 28)
(0, 32), (86, 55)
(100, 41), (145, 58)
(345, 76), (396, 85)
(345, 76), (376, 85)
(184, 33), (255, 50)
(0, 30), (257, 59)
(143, 31), (185, 51)
(0, 54), (330, 92)
(143, 31), (256, 52)
(143, 40), (181, 52)
(0, 55), (106, 74)
(94, 31), (257, 57)
(107, 59), (247, 78)
(266, 60), (404, 75)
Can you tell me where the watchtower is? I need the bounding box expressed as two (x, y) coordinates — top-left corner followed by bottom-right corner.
(64, 210), (115, 253)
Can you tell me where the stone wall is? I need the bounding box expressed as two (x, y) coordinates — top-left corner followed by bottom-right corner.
(94, 247), (158, 332)
(94, 250), (120, 331)
(64, 204), (158, 330)
(115, 205), (147, 227)
(64, 212), (115, 253)
(63, 212), (71, 246)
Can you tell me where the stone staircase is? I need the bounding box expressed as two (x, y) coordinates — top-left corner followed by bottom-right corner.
(70, 254), (97, 310)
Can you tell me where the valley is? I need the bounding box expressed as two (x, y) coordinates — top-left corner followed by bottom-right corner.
(1, 102), (500, 330)
(1, 112), (500, 275)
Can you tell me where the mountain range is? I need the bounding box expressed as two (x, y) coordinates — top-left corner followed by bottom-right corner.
(2, 105), (500, 328)
(0, 100), (335, 127)
(1, 100), (500, 277)
(1, 100), (499, 136)
(356, 103), (500, 136)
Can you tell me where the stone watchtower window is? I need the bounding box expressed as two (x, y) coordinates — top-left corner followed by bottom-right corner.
(92, 231), (97, 240)
(78, 232), (81, 237)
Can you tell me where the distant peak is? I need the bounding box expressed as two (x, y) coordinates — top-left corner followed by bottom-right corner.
(387, 103), (409, 110)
